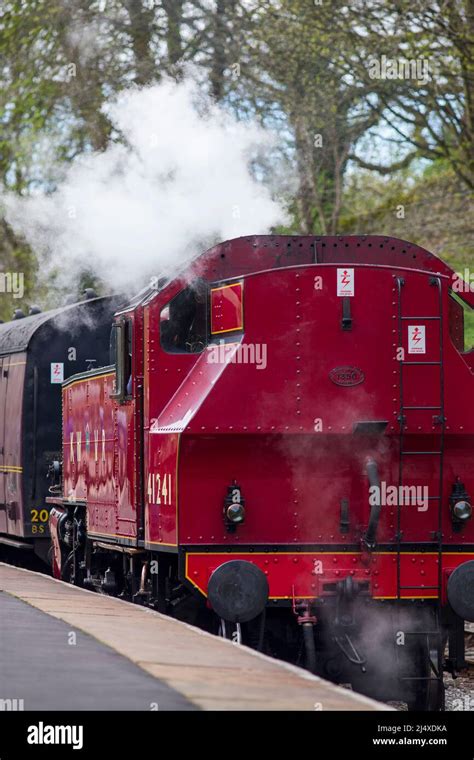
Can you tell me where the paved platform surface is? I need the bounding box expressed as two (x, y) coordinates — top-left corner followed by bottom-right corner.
(0, 592), (192, 710)
(0, 564), (390, 711)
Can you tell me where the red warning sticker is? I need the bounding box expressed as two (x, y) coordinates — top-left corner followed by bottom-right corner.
(408, 325), (426, 354)
(337, 268), (354, 297)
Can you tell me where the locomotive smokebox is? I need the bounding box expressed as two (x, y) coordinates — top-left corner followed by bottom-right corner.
(447, 561), (474, 621)
(207, 560), (269, 623)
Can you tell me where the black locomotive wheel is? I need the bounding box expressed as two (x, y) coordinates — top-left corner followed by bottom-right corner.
(61, 550), (83, 586)
(404, 639), (445, 712)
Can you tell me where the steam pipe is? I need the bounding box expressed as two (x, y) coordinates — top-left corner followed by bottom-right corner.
(363, 457), (381, 550)
(302, 623), (317, 673)
(139, 561), (149, 595)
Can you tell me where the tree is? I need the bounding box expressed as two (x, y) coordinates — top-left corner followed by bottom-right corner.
(229, 0), (386, 233)
(319, 0), (474, 191)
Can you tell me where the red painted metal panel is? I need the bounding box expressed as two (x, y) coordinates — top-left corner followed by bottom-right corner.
(63, 371), (121, 539)
(210, 282), (243, 335)
(172, 265), (467, 549)
(185, 551), (474, 601)
(146, 432), (179, 547)
(62, 311), (143, 542)
(137, 259), (474, 566)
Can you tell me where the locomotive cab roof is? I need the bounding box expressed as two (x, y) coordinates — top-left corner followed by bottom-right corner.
(117, 235), (471, 313)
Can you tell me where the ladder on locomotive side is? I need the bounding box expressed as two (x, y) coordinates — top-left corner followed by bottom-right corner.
(395, 274), (445, 706)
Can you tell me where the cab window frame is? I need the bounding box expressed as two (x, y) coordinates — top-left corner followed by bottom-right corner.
(160, 279), (209, 355)
(110, 317), (133, 403)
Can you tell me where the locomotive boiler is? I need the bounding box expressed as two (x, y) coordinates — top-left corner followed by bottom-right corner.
(39, 234), (474, 710)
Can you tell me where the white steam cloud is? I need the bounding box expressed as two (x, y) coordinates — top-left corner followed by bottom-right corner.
(3, 78), (285, 295)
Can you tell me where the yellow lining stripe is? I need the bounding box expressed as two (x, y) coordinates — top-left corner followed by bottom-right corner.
(211, 326), (244, 335)
(185, 550), (450, 557)
(147, 541), (178, 547)
(64, 372), (115, 390)
(88, 530), (136, 540)
(254, 595), (439, 600)
(0, 466), (22, 472)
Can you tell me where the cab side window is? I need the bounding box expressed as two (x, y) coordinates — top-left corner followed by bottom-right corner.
(160, 280), (208, 354)
(449, 292), (474, 353)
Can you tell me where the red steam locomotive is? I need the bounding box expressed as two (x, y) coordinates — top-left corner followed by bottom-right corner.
(3, 234), (474, 710)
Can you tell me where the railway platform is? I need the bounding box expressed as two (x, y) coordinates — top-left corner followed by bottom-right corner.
(0, 564), (389, 711)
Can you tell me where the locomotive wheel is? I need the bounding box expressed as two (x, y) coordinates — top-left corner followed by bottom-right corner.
(61, 550), (83, 586)
(404, 639), (445, 712)
(314, 602), (446, 710)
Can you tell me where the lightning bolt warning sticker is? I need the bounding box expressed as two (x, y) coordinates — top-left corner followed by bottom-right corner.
(408, 325), (426, 354)
(337, 268), (354, 297)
